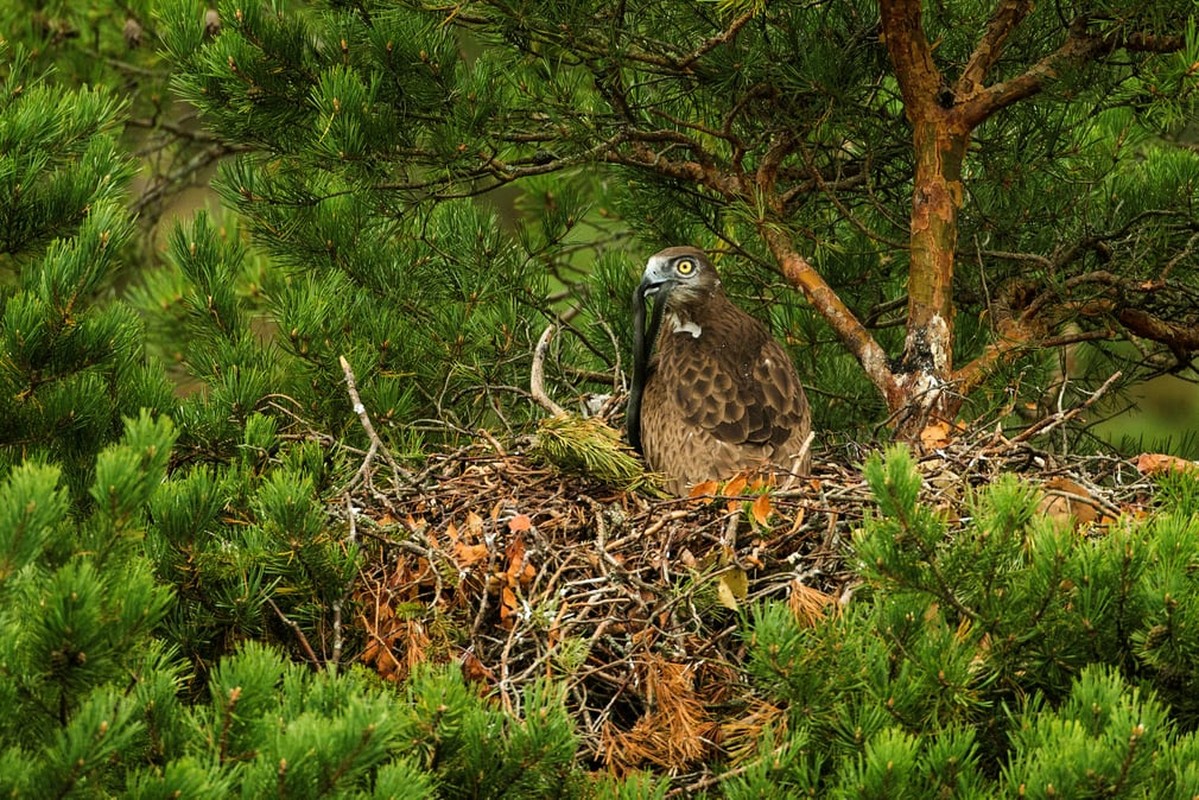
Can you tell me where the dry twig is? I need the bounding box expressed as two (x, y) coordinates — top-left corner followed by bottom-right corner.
(531, 325), (568, 416)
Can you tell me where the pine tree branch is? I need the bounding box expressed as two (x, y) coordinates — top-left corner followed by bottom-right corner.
(958, 248), (1052, 269)
(126, 116), (226, 144)
(795, 141), (907, 249)
(1009, 370), (1121, 444)
(954, 206), (1198, 393)
(879, 0), (943, 120)
(603, 146), (743, 199)
(369, 133), (629, 200)
(1046, 210), (1186, 274)
(321, 725), (377, 794)
(877, 475), (977, 623)
(756, 131), (797, 201)
(268, 598), (321, 665)
(957, 0), (1035, 97)
(957, 21), (1186, 128)
(676, 9), (755, 71)
(722, 83), (774, 172)
(759, 225), (904, 410)
(648, 107), (740, 146)
(1161, 231), (1199, 283)
(1123, 30), (1187, 52)
(953, 324), (1114, 397)
(131, 142), (247, 217)
(329, 491), (359, 675)
(339, 355), (409, 492)
(1118, 308), (1199, 356)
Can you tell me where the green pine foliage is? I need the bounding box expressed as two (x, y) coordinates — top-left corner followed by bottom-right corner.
(734, 446), (1199, 796)
(2, 3), (1199, 797)
(0, 47), (610, 797)
(0, 0), (160, 91)
(150, 0), (558, 450)
(0, 46), (173, 497)
(146, 424), (359, 670)
(0, 414), (177, 797)
(0, 411), (616, 796)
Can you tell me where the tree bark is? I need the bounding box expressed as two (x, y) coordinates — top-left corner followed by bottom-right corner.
(879, 0), (970, 436)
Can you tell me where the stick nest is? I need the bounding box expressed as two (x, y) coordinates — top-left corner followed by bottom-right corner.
(347, 418), (1159, 781)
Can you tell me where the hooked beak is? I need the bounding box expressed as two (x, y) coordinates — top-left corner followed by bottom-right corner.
(636, 272), (672, 304)
(637, 276), (663, 300)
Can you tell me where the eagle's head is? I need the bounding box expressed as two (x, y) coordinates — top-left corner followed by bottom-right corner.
(636, 246), (720, 310)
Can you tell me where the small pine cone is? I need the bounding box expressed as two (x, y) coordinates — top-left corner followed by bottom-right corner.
(204, 8), (221, 37)
(123, 17), (143, 49)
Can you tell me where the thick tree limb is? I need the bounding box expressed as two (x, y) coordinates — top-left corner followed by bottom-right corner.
(880, 0), (943, 119)
(603, 147), (745, 199)
(957, 0), (1035, 98)
(759, 225), (903, 410)
(952, 315), (1046, 397)
(1118, 309), (1199, 355)
(954, 266), (1198, 394)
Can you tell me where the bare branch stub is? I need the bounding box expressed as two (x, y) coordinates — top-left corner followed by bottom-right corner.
(530, 325), (568, 417)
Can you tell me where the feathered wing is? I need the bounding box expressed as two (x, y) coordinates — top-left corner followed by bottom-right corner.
(641, 303), (811, 493)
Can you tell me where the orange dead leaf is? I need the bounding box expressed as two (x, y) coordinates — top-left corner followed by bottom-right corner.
(453, 539), (489, 567)
(920, 419), (953, 450)
(504, 535), (535, 586)
(508, 513), (533, 533)
(499, 585), (519, 629)
(785, 506), (807, 537)
(1038, 477), (1100, 530)
(462, 651), (496, 684)
(506, 534), (526, 566)
(1135, 453), (1198, 476)
(750, 493), (773, 527)
(722, 474), (749, 497)
(689, 480), (719, 499)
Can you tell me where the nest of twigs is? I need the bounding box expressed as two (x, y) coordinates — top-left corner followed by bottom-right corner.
(345, 411), (1159, 782)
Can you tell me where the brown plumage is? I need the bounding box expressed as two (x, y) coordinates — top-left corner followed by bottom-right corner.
(628, 246), (812, 495)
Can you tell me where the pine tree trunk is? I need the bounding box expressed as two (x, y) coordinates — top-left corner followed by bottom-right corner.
(891, 118), (969, 439)
(878, 0), (970, 439)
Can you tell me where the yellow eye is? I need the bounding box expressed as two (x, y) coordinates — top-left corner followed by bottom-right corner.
(676, 259), (695, 275)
